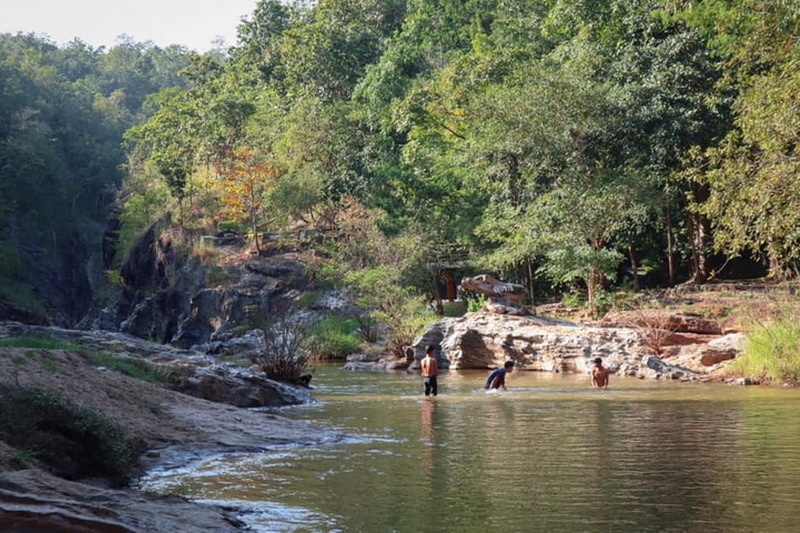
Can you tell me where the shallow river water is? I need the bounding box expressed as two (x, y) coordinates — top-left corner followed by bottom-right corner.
(139, 365), (800, 532)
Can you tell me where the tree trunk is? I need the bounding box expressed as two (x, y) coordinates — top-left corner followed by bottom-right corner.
(666, 208), (675, 286)
(688, 182), (711, 283)
(587, 266), (604, 319)
(527, 258), (536, 315)
(688, 211), (708, 283)
(431, 269), (444, 315)
(251, 217), (261, 255)
(628, 244), (640, 291)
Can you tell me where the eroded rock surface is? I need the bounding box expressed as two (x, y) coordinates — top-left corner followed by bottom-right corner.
(0, 321), (313, 409)
(409, 311), (743, 381)
(88, 220), (317, 353)
(0, 470), (246, 533)
(0, 326), (345, 532)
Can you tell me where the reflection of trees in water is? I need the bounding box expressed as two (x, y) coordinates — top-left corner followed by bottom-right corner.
(411, 396), (799, 532)
(714, 401), (800, 531)
(596, 401), (748, 529)
(417, 396), (766, 531)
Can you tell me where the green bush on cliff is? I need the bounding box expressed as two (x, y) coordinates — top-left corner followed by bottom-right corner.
(730, 315), (800, 383)
(0, 385), (138, 486)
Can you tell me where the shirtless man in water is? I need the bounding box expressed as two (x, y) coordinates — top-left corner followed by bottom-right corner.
(591, 357), (610, 389)
(421, 344), (439, 396)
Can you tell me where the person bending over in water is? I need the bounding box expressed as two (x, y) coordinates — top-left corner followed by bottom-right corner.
(485, 360), (515, 391)
(591, 357), (610, 389)
(421, 344), (439, 396)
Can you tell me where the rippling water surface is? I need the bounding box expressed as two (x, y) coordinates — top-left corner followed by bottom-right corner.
(140, 365), (800, 532)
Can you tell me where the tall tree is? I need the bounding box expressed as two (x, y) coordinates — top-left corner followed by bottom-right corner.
(697, 0), (800, 277)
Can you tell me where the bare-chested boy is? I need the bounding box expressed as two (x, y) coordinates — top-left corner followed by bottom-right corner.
(591, 357), (610, 389)
(421, 344), (439, 396)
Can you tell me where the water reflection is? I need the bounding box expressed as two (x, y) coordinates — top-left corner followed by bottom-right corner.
(420, 399), (437, 469)
(139, 366), (800, 532)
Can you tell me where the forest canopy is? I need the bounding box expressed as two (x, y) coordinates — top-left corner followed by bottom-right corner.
(1, 0), (799, 320)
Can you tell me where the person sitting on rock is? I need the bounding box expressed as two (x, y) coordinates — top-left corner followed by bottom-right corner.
(591, 357), (611, 389)
(485, 360), (514, 391)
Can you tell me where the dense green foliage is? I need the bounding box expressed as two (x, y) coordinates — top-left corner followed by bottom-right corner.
(307, 316), (363, 360)
(2, 0), (800, 322)
(0, 34), (193, 320)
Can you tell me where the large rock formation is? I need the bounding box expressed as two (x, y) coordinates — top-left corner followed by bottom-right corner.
(0, 221), (99, 327)
(414, 313), (641, 372)
(0, 322), (344, 533)
(92, 221), (313, 352)
(411, 310), (743, 381)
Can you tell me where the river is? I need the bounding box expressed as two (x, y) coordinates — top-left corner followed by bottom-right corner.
(139, 365), (800, 532)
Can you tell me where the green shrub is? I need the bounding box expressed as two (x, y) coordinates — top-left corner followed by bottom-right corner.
(0, 334), (81, 351)
(0, 385), (138, 485)
(561, 292), (583, 308)
(206, 263), (229, 284)
(593, 287), (616, 318)
(87, 353), (184, 385)
(442, 300), (467, 317)
(298, 290), (319, 308)
(307, 316), (362, 361)
(729, 315), (800, 383)
(467, 294), (487, 313)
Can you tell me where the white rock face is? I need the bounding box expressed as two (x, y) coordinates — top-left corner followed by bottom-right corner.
(412, 311), (745, 381)
(415, 312), (642, 371)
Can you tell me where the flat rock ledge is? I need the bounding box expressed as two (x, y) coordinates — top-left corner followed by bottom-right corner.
(0, 469), (246, 533)
(0, 321), (313, 407)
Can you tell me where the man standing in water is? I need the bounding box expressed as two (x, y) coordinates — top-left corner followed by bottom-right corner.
(485, 360), (515, 391)
(591, 357), (611, 389)
(421, 344), (439, 396)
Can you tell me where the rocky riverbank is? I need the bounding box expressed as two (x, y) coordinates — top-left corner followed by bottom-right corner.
(0, 322), (346, 532)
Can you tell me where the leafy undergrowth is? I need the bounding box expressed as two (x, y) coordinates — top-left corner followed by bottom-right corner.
(0, 384), (141, 486)
(307, 316), (363, 361)
(727, 314), (800, 384)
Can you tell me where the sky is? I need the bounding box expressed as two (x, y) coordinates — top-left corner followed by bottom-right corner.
(1, 0), (260, 52)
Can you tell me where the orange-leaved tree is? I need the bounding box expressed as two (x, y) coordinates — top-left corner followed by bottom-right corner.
(214, 148), (280, 254)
